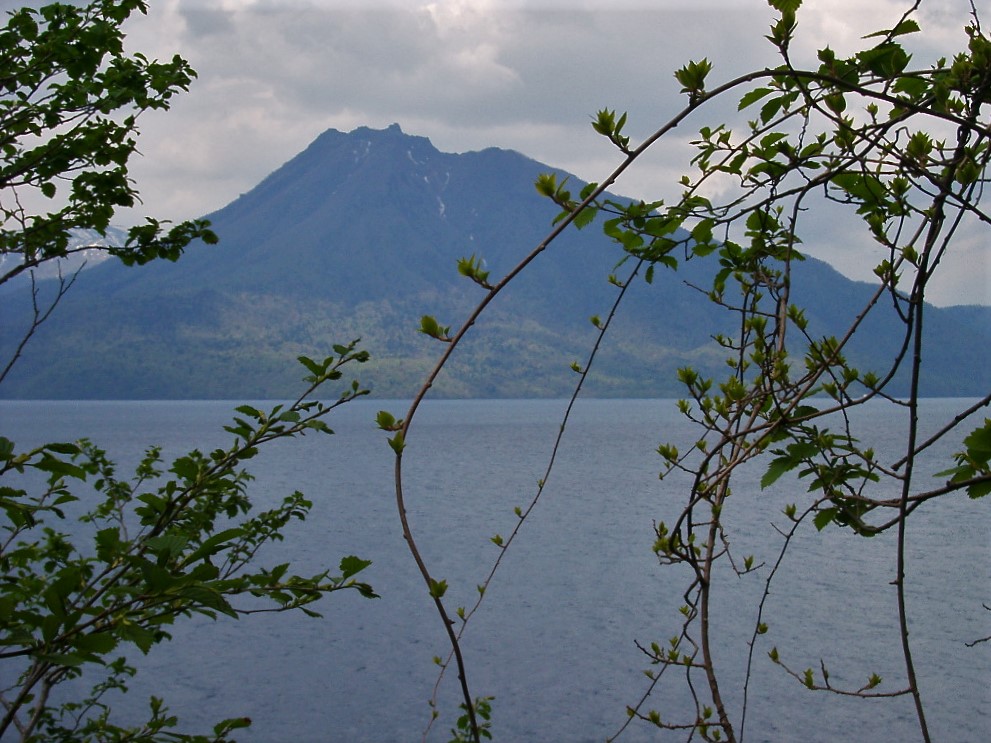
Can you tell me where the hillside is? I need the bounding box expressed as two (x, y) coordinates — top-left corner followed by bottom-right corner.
(1, 124), (987, 399)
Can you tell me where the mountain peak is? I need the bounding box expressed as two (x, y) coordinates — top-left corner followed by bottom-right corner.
(361, 122), (403, 135)
(306, 122), (404, 149)
(302, 123), (440, 167)
(3, 125), (986, 399)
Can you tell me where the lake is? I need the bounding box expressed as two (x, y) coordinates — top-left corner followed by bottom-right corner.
(2, 398), (988, 742)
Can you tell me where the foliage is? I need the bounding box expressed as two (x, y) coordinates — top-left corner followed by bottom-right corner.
(1, 1), (375, 740)
(0, 0), (218, 388)
(449, 697), (494, 743)
(0, 0), (217, 288)
(0, 349), (373, 741)
(391, 1), (990, 741)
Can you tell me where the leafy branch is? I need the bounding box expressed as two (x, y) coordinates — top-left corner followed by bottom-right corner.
(394, 1), (990, 742)
(1, 348), (374, 740)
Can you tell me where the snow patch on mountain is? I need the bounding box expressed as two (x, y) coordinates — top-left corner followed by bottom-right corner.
(0, 226), (123, 282)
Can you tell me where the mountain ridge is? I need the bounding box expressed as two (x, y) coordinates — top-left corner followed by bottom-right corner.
(1, 124), (987, 399)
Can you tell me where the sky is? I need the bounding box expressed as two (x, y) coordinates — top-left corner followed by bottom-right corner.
(10, 0), (988, 305)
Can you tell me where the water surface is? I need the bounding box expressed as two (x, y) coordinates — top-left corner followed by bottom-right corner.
(2, 398), (987, 741)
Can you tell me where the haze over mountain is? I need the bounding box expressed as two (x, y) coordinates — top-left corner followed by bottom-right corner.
(1, 124), (987, 399)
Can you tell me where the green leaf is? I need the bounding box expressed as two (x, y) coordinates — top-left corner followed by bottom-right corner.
(893, 75), (929, 99)
(45, 442), (81, 456)
(573, 205), (598, 230)
(180, 585), (237, 618)
(183, 528), (242, 565)
(35, 653), (87, 668)
(138, 559), (175, 591)
(95, 527), (123, 563)
(215, 717), (253, 734)
(419, 315), (450, 341)
(428, 578), (448, 599)
(760, 95), (786, 123)
(119, 621), (160, 654)
(738, 87), (774, 110)
(857, 42), (910, 77)
(170, 456), (201, 481)
(691, 218), (714, 245)
(831, 171), (887, 209)
(768, 0), (802, 11)
(388, 431), (405, 455)
(962, 420), (991, 461)
(34, 452), (88, 480)
(674, 58), (713, 100)
(534, 172), (558, 198)
(814, 508), (837, 531)
(761, 457), (794, 488)
(457, 254), (492, 288)
(146, 533), (189, 562)
(966, 481), (991, 499)
(591, 109), (631, 150)
(339, 555), (372, 579)
(824, 92), (846, 114)
(353, 582), (378, 599)
(234, 404), (263, 419)
(376, 410), (399, 431)
(863, 19), (920, 39)
(937, 420), (991, 498)
(72, 631), (118, 657)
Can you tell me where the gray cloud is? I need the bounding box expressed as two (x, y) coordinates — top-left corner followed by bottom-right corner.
(32, 0), (986, 305)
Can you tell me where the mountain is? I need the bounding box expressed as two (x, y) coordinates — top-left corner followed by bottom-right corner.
(1, 124), (988, 399)
(0, 226), (119, 282)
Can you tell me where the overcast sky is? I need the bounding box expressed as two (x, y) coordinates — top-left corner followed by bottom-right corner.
(19, 0), (990, 304)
